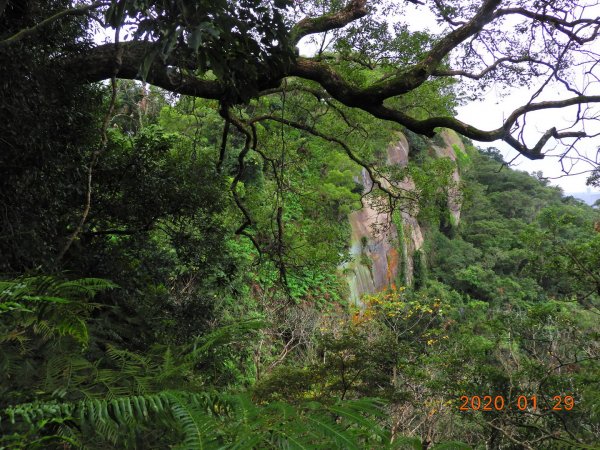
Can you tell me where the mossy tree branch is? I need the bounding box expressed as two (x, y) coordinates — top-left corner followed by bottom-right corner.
(12, 0), (600, 163)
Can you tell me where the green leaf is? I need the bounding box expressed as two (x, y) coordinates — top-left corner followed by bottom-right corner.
(139, 48), (160, 81)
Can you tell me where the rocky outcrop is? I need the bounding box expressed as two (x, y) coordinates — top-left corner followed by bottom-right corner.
(343, 130), (464, 305)
(432, 129), (463, 226)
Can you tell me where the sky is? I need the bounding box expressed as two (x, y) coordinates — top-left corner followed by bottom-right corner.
(456, 84), (600, 193)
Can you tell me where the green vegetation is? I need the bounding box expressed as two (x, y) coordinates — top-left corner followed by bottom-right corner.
(3, 84), (598, 446)
(1, 1), (599, 448)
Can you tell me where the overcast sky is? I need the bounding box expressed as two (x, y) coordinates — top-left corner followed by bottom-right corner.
(456, 85), (600, 193)
(402, 2), (600, 194)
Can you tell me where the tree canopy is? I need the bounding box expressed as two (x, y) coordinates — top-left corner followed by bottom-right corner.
(2, 0), (600, 162)
(1, 1), (600, 448)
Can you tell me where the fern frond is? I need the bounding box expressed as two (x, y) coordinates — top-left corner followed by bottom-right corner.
(56, 316), (89, 346)
(185, 318), (265, 363)
(106, 344), (152, 368)
(0, 276), (116, 303)
(0, 328), (29, 347)
(271, 430), (313, 450)
(47, 278), (118, 299)
(329, 406), (382, 435)
(0, 391), (443, 449)
(305, 413), (361, 450)
(167, 393), (219, 450)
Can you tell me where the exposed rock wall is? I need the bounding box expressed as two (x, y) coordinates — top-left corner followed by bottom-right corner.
(433, 129), (463, 226)
(343, 130), (464, 305)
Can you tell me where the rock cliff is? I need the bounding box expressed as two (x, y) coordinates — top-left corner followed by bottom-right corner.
(344, 130), (464, 305)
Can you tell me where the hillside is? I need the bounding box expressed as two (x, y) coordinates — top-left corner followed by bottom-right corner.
(568, 191), (600, 206)
(2, 1), (600, 447)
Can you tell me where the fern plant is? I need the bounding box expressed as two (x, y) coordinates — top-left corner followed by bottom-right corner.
(0, 276), (116, 407)
(0, 276), (471, 449)
(1, 390), (478, 449)
(1, 391), (397, 449)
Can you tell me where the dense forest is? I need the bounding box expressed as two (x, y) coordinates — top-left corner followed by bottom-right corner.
(1, 1), (600, 449)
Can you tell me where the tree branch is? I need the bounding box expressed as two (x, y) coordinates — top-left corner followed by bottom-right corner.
(63, 42), (226, 99)
(219, 108), (263, 258)
(362, 0), (502, 101)
(217, 104), (230, 173)
(51, 0), (600, 163)
(290, 0), (368, 45)
(248, 114), (415, 204)
(56, 36), (122, 262)
(495, 7), (600, 30)
(432, 56), (543, 80)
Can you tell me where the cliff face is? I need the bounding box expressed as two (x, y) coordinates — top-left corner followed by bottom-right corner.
(344, 130), (463, 305)
(433, 129), (463, 226)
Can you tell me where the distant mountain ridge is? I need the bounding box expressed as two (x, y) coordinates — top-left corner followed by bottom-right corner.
(567, 191), (600, 205)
